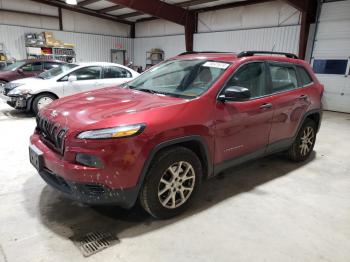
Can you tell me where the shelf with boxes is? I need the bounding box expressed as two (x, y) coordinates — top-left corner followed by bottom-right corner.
(25, 32), (76, 63)
(146, 49), (164, 70)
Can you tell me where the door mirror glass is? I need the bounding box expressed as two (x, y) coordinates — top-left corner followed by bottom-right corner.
(219, 86), (251, 101)
(17, 68), (24, 74)
(68, 75), (77, 82)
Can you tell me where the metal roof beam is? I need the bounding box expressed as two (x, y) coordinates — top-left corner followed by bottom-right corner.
(107, 0), (191, 25)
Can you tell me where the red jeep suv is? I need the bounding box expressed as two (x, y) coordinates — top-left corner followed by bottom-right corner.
(29, 51), (323, 219)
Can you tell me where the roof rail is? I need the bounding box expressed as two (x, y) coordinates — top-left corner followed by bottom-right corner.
(178, 51), (231, 56)
(237, 51), (298, 59)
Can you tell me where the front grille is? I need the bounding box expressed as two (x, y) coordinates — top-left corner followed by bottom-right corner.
(36, 112), (68, 154)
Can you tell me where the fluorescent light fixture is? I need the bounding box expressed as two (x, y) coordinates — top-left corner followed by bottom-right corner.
(66, 0), (77, 5)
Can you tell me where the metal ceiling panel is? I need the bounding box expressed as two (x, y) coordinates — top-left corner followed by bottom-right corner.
(84, 0), (116, 10)
(107, 7), (135, 16)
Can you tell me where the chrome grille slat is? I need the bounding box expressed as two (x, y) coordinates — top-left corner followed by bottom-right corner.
(36, 113), (68, 155)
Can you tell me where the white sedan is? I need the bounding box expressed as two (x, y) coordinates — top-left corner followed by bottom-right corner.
(0, 62), (140, 114)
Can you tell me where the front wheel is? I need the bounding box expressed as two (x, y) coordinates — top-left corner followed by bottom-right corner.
(139, 147), (202, 219)
(32, 93), (57, 115)
(287, 119), (317, 162)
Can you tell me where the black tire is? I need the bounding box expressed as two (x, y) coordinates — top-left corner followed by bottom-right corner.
(139, 146), (202, 219)
(32, 93), (57, 115)
(287, 119), (317, 162)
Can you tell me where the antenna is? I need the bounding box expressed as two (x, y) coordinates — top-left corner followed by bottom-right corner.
(271, 43), (276, 52)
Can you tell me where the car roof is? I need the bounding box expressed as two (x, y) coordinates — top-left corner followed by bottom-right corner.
(20, 59), (65, 63)
(76, 62), (125, 67)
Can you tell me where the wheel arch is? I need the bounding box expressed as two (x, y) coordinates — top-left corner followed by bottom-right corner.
(137, 136), (213, 188)
(305, 111), (321, 132)
(27, 91), (59, 111)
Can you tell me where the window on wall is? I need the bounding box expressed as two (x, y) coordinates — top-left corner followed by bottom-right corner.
(269, 64), (298, 93)
(313, 59), (348, 75)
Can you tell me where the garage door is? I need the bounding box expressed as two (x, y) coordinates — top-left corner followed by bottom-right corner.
(312, 0), (350, 113)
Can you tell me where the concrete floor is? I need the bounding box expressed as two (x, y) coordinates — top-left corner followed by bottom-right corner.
(0, 101), (349, 262)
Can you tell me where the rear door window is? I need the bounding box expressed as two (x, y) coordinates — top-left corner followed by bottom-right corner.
(103, 66), (132, 79)
(22, 62), (42, 72)
(44, 62), (61, 71)
(269, 64), (298, 93)
(71, 67), (102, 81)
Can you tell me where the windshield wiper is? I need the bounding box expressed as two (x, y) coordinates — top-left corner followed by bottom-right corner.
(134, 88), (157, 94)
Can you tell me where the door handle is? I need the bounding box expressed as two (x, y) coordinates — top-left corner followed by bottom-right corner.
(260, 103), (273, 109)
(298, 94), (308, 100)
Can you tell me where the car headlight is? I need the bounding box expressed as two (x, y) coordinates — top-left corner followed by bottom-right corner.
(77, 124), (145, 139)
(8, 87), (32, 96)
(4, 83), (24, 89)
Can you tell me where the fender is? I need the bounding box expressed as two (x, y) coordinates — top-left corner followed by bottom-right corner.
(295, 108), (322, 135)
(266, 108), (322, 154)
(136, 135), (213, 188)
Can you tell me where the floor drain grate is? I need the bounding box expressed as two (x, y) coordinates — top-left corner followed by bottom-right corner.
(74, 232), (119, 257)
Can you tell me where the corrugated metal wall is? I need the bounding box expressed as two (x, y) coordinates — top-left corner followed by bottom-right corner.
(0, 24), (134, 63)
(194, 25), (300, 54)
(134, 35), (185, 68)
(133, 25), (300, 69)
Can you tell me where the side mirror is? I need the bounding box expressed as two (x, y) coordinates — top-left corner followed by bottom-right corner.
(218, 86), (251, 102)
(17, 68), (24, 74)
(68, 75), (77, 82)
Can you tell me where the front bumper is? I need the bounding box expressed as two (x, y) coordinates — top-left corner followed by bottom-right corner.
(38, 167), (138, 208)
(30, 132), (146, 208)
(0, 94), (31, 110)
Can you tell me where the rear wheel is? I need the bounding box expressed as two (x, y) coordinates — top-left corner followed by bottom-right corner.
(139, 147), (202, 219)
(32, 93), (57, 115)
(287, 119), (317, 162)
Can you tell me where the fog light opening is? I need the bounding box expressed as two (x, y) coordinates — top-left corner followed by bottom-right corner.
(76, 153), (104, 168)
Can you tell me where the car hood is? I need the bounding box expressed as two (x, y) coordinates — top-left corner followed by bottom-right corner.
(12, 77), (44, 84)
(40, 86), (188, 132)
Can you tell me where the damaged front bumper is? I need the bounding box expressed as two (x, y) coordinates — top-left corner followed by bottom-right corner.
(1, 94), (32, 111)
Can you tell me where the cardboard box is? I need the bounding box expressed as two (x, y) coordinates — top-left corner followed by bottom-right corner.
(44, 32), (54, 39)
(53, 40), (63, 47)
(26, 47), (42, 56)
(64, 43), (75, 48)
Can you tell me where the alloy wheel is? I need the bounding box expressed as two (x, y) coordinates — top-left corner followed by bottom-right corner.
(299, 126), (315, 156)
(157, 161), (196, 209)
(37, 96), (54, 110)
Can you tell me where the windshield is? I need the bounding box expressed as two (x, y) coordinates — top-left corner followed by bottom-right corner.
(38, 64), (78, 79)
(126, 59), (230, 98)
(3, 61), (26, 71)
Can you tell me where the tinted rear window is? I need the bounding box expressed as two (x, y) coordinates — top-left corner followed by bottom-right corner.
(297, 66), (313, 86)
